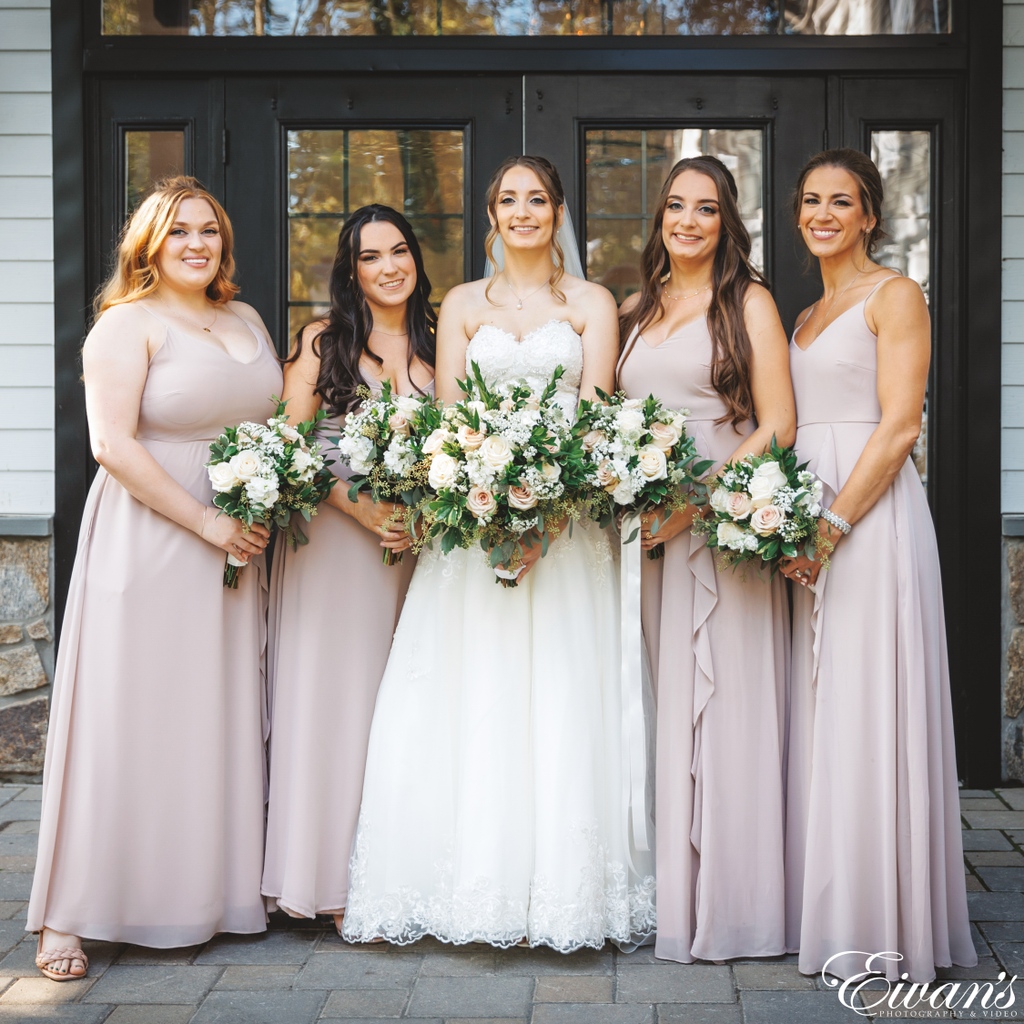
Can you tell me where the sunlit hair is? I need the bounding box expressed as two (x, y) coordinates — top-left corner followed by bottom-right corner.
(94, 176), (238, 317)
(483, 154), (567, 304)
(792, 148), (887, 257)
(286, 204), (437, 417)
(620, 155), (766, 428)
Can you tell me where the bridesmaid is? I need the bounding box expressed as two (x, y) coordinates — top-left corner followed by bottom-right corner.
(261, 205), (435, 933)
(29, 177), (280, 978)
(617, 155), (795, 963)
(781, 148), (976, 981)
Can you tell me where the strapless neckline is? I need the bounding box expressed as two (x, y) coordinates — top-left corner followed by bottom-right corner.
(471, 318), (581, 345)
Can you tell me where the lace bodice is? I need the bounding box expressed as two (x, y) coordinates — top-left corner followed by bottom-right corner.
(466, 319), (583, 414)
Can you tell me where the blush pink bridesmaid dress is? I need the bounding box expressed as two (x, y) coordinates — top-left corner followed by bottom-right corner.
(785, 277), (977, 981)
(618, 318), (789, 963)
(261, 378), (432, 920)
(27, 305), (282, 947)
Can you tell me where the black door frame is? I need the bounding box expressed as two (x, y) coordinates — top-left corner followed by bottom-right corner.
(51, 0), (1002, 786)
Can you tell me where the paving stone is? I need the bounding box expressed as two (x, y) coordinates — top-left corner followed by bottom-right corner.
(0, 803), (43, 823)
(0, 873), (32, 900)
(419, 948), (498, 976)
(117, 944), (204, 965)
(534, 975), (614, 1002)
(0, 975), (95, 1002)
(967, 891), (1024, 920)
(12, 787), (40, 801)
(960, 830), (1013, 851)
(960, 790), (997, 799)
(0, 936), (48, 977)
(195, 929), (318, 965)
(963, 811), (1024, 829)
(0, 856), (35, 872)
(0, 821), (38, 836)
(495, 945), (614, 975)
(960, 799), (1006, 810)
(297, 950), (421, 990)
(190, 989), (325, 1024)
(0, 1007), (111, 1022)
(657, 1007), (742, 1024)
(1009, 831), (1024, 847)
(966, 874), (986, 891)
(740, 990), (867, 1023)
(980, 921), (1024, 941)
(935, 956), (1004, 980)
(732, 963), (817, 990)
(320, 987), (409, 1017)
(615, 964), (734, 1003)
(82, 965), (223, 1004)
(0, 905), (26, 923)
(976, 866), (1024, 890)
(966, 850), (1024, 866)
(990, 942), (1024, 973)
(532, 1007), (653, 1024)
(214, 964), (301, 989)
(104, 1008), (197, 1024)
(997, 788), (1024, 810)
(407, 975), (534, 1017)
(0, 921), (29, 957)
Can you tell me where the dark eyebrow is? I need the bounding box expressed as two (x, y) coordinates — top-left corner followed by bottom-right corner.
(172, 219), (218, 227)
(498, 189), (550, 198)
(666, 194), (719, 204)
(358, 242), (407, 257)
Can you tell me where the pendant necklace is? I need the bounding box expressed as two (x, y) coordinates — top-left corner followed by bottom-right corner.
(812, 268), (865, 338)
(503, 273), (549, 311)
(664, 283), (711, 302)
(173, 306), (219, 333)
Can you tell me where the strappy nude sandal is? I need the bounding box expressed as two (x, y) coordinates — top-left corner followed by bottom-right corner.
(35, 933), (88, 981)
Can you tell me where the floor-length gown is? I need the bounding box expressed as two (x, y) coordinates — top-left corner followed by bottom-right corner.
(28, 305), (282, 947)
(617, 318), (789, 963)
(342, 320), (656, 952)
(262, 380), (432, 919)
(785, 279), (976, 981)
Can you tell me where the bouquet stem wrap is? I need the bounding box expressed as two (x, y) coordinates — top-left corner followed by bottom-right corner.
(620, 511), (651, 857)
(223, 551), (248, 589)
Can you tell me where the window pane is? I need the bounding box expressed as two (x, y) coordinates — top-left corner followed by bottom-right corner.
(872, 129), (932, 483)
(125, 130), (185, 214)
(103, 0), (950, 35)
(287, 128), (464, 333)
(584, 127), (763, 304)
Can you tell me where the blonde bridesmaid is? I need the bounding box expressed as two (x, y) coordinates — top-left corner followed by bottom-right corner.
(617, 155), (795, 963)
(261, 205), (435, 933)
(29, 177), (280, 978)
(781, 148), (976, 982)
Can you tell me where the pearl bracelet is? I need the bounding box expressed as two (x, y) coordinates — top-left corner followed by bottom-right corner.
(820, 507), (852, 536)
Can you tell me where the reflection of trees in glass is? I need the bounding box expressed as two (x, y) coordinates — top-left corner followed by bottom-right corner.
(784, 0), (949, 34)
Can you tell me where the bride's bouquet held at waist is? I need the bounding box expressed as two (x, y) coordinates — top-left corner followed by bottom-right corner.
(692, 439), (824, 570)
(206, 398), (336, 588)
(418, 362), (590, 587)
(574, 390), (713, 559)
(335, 382), (438, 566)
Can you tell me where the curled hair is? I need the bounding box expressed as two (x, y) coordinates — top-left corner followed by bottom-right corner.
(620, 155), (765, 428)
(792, 148), (887, 256)
(483, 154), (567, 304)
(289, 205), (437, 417)
(94, 175), (238, 317)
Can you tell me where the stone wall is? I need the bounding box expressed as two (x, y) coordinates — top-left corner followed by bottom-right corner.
(0, 532), (52, 774)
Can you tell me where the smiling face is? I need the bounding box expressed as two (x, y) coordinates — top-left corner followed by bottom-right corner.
(355, 219), (418, 314)
(490, 166), (561, 254)
(798, 165), (876, 259)
(660, 170), (722, 266)
(154, 197), (223, 296)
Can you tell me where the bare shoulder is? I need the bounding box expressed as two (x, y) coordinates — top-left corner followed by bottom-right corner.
(870, 274), (925, 311)
(85, 302), (156, 355)
(299, 317), (329, 345)
(226, 299), (268, 329)
(442, 278), (488, 310)
(741, 281), (780, 316)
(619, 291), (642, 316)
(565, 275), (617, 317)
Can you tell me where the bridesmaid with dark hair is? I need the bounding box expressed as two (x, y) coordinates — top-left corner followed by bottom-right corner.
(617, 155), (795, 963)
(262, 204), (435, 933)
(781, 149), (976, 981)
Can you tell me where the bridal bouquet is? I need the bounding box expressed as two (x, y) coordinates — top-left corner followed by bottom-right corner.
(692, 440), (824, 569)
(335, 382), (438, 565)
(574, 391), (713, 558)
(207, 398), (335, 587)
(418, 362), (589, 587)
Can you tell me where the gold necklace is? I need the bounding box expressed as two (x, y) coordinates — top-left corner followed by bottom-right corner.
(663, 283), (711, 302)
(170, 305), (218, 333)
(371, 327), (409, 337)
(502, 273), (549, 311)
(812, 269), (865, 338)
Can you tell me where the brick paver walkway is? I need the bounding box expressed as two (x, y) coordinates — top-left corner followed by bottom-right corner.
(0, 786), (1020, 1022)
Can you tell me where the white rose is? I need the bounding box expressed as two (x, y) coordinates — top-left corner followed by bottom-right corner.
(393, 395), (421, 417)
(581, 429), (607, 452)
(508, 485), (538, 510)
(539, 462), (561, 483)
(621, 398), (643, 409)
(725, 491), (754, 520)
(611, 478), (635, 505)
(465, 486), (497, 520)
(422, 428), (451, 455)
(637, 444), (668, 481)
(466, 400), (487, 417)
(245, 476), (280, 509)
(277, 423), (301, 443)
(208, 462), (241, 492)
(290, 448), (315, 479)
(457, 424), (487, 450)
(748, 460), (788, 506)
(442, 405), (461, 423)
(523, 394), (541, 412)
(615, 408), (646, 438)
(499, 397), (516, 413)
(709, 487), (730, 514)
(387, 412), (411, 436)
(229, 449), (262, 482)
(343, 435), (375, 475)
(750, 504), (785, 536)
(716, 521), (747, 551)
(648, 421), (682, 452)
(479, 435), (514, 472)
(428, 452), (459, 490)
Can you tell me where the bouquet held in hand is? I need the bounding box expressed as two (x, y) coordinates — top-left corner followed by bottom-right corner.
(574, 390), (713, 559)
(420, 362), (589, 587)
(207, 398), (336, 587)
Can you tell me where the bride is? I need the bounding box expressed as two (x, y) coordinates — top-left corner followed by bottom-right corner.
(342, 155), (655, 952)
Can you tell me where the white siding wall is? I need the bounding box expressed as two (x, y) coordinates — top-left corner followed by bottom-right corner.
(0, 0), (52, 516)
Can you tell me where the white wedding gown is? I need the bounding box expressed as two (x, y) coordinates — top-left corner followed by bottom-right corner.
(342, 319), (656, 952)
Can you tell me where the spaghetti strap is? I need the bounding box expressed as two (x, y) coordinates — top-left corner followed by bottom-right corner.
(137, 301), (173, 328)
(864, 272), (905, 303)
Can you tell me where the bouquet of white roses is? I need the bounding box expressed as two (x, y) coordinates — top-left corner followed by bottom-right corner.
(692, 439), (824, 569)
(207, 398), (336, 587)
(573, 390), (713, 559)
(419, 362), (589, 587)
(335, 382), (438, 565)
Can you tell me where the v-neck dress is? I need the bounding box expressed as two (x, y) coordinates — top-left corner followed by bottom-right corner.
(27, 303), (282, 946)
(785, 280), (977, 980)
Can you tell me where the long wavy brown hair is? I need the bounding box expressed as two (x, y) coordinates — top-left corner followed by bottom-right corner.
(483, 155), (568, 304)
(94, 176), (239, 317)
(620, 155), (765, 427)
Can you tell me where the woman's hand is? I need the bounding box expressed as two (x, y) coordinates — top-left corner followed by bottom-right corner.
(638, 504), (696, 553)
(346, 493), (412, 552)
(780, 519), (844, 588)
(201, 513), (271, 563)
